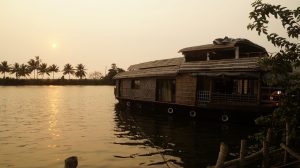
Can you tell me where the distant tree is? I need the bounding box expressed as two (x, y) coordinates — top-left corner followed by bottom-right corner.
(10, 63), (20, 79)
(104, 63), (125, 80)
(35, 56), (41, 79)
(248, 0), (300, 145)
(75, 64), (87, 79)
(48, 64), (59, 79)
(18, 64), (30, 79)
(38, 63), (50, 79)
(27, 58), (38, 79)
(89, 71), (103, 79)
(0, 61), (10, 78)
(63, 63), (75, 79)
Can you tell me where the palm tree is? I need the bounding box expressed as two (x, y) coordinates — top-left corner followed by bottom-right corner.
(18, 64), (30, 79)
(38, 63), (50, 79)
(0, 61), (10, 78)
(27, 59), (37, 79)
(48, 64), (59, 79)
(63, 63), (75, 79)
(75, 64), (87, 79)
(35, 56), (41, 79)
(10, 63), (20, 79)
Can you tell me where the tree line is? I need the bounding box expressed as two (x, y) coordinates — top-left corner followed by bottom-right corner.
(0, 56), (124, 81)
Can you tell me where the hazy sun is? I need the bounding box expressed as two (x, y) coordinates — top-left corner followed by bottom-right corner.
(52, 43), (57, 48)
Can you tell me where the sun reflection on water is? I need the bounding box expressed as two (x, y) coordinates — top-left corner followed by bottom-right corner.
(47, 87), (61, 145)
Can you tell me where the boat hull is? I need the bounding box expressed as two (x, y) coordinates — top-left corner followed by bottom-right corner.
(116, 98), (274, 123)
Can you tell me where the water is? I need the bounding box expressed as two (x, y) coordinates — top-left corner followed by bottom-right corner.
(0, 86), (258, 168)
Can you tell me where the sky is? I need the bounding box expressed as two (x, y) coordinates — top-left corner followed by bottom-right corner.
(0, 0), (299, 77)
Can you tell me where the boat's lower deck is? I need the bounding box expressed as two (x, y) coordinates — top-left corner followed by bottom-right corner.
(116, 98), (274, 123)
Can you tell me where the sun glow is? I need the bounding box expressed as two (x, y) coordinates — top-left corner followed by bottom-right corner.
(52, 43), (57, 48)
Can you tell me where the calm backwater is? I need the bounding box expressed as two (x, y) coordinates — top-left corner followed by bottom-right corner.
(0, 86), (258, 168)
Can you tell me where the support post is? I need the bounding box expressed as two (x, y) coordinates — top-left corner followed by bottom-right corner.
(235, 47), (239, 59)
(215, 142), (229, 168)
(280, 143), (300, 161)
(257, 75), (261, 104)
(209, 79), (213, 102)
(284, 121), (290, 163)
(262, 141), (269, 168)
(240, 139), (247, 167)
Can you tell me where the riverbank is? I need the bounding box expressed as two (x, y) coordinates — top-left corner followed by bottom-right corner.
(0, 78), (115, 85)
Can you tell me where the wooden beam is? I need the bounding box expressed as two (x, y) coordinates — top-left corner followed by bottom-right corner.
(280, 143), (300, 161)
(240, 139), (247, 167)
(215, 142), (229, 168)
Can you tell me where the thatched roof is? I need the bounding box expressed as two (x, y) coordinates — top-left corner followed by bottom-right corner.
(179, 57), (261, 72)
(114, 57), (184, 79)
(114, 57), (263, 79)
(179, 38), (266, 53)
(114, 38), (266, 79)
(127, 57), (184, 71)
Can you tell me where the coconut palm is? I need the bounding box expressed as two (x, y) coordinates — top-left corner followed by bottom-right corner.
(18, 64), (30, 79)
(27, 58), (37, 79)
(35, 56), (41, 79)
(10, 63), (20, 79)
(0, 61), (10, 78)
(48, 64), (59, 79)
(75, 64), (87, 79)
(38, 63), (50, 79)
(63, 63), (75, 79)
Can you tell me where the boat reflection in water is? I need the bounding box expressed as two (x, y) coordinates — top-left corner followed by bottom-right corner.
(113, 103), (259, 168)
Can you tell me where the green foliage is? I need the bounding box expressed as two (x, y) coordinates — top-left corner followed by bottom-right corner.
(248, 0), (300, 145)
(248, 0), (300, 67)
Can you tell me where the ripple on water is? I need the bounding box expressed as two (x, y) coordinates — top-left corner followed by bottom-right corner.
(0, 86), (258, 168)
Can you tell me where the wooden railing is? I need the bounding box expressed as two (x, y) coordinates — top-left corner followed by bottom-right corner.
(197, 90), (257, 105)
(208, 129), (300, 168)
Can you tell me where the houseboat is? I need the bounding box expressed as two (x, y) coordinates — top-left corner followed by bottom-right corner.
(114, 37), (278, 121)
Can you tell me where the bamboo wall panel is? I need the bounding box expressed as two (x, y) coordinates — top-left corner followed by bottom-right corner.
(176, 74), (197, 106)
(120, 79), (156, 101)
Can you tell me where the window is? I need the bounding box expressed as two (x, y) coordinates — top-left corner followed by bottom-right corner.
(131, 79), (140, 89)
(156, 79), (176, 102)
(233, 79), (258, 95)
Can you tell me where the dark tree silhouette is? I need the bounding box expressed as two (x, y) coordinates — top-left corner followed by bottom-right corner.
(248, 0), (300, 145)
(48, 64), (59, 79)
(18, 64), (30, 79)
(0, 61), (10, 78)
(75, 64), (87, 79)
(105, 63), (125, 80)
(63, 63), (75, 79)
(38, 63), (50, 79)
(27, 58), (38, 79)
(10, 63), (20, 79)
(102, 63), (125, 84)
(35, 56), (41, 79)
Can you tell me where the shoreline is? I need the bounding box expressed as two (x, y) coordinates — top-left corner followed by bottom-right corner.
(0, 78), (115, 86)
